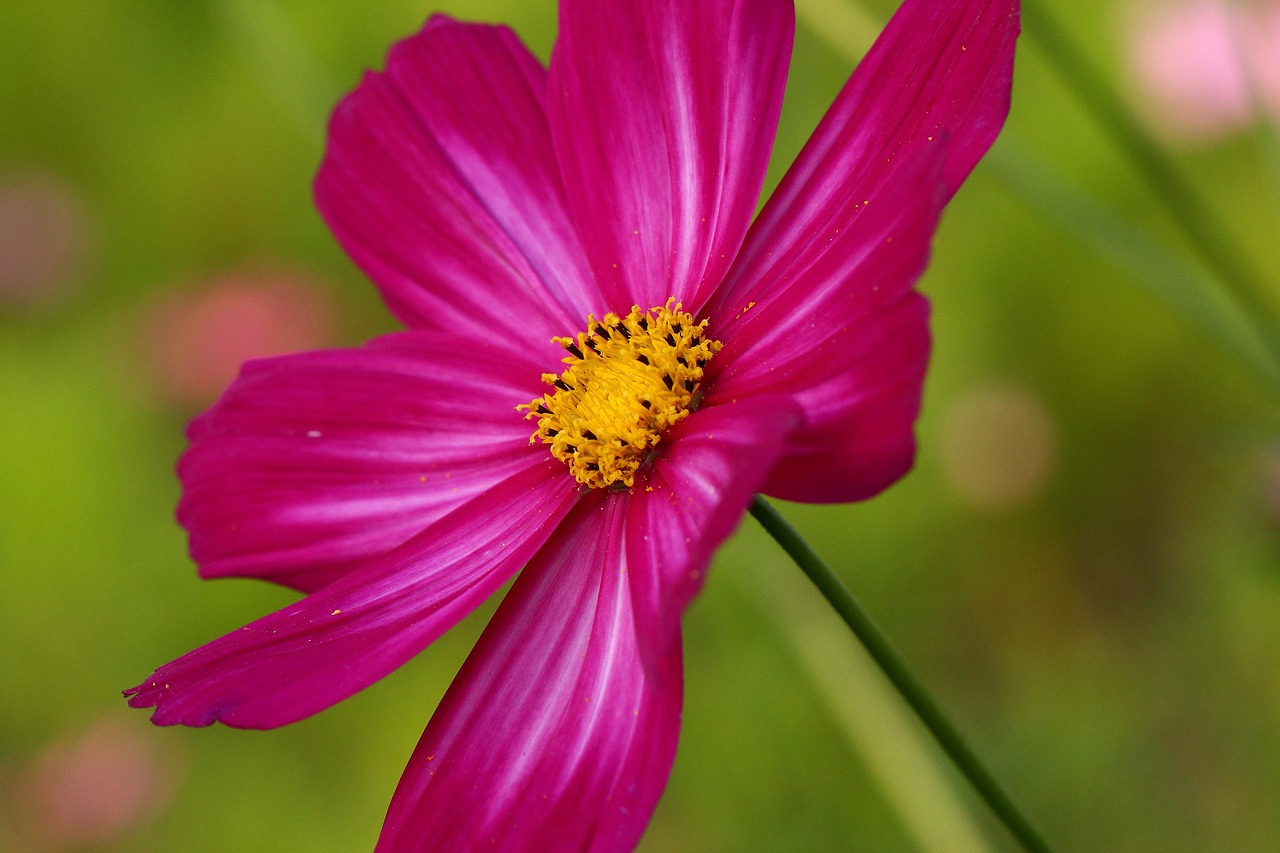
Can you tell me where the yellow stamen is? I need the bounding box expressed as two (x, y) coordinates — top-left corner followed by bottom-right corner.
(520, 299), (721, 490)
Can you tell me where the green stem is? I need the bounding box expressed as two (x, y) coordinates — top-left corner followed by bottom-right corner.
(748, 496), (1052, 853)
(1022, 0), (1280, 366)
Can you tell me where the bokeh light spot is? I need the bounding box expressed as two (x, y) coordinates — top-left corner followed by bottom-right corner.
(939, 382), (1058, 510)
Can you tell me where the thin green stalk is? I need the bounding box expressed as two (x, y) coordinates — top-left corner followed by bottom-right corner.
(1021, 0), (1280, 367)
(748, 496), (1053, 853)
(734, 562), (994, 852)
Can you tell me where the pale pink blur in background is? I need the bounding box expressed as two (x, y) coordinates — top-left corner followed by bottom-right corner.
(1122, 0), (1280, 145)
(140, 269), (336, 409)
(0, 171), (90, 311)
(1243, 1), (1280, 120)
(4, 714), (183, 851)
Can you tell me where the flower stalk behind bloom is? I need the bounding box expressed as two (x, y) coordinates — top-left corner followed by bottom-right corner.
(126, 1), (1020, 848)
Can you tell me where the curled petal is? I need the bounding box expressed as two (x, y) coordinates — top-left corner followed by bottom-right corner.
(316, 16), (600, 351)
(379, 493), (681, 852)
(549, 0), (794, 314)
(125, 460), (579, 730)
(179, 331), (546, 592)
(757, 294), (930, 502)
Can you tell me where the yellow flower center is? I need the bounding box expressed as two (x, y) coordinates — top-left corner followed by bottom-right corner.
(522, 300), (722, 490)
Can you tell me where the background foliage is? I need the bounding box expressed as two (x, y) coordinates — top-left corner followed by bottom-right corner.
(2, 0), (1278, 849)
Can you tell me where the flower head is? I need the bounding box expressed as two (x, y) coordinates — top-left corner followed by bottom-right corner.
(125, 0), (1019, 848)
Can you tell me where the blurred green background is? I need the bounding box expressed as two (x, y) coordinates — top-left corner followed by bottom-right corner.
(2, 0), (1279, 849)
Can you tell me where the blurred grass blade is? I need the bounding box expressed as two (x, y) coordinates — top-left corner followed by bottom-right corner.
(215, 0), (336, 143)
(749, 498), (1054, 852)
(986, 140), (1280, 389)
(1019, 0), (1280, 377)
(733, 556), (994, 853)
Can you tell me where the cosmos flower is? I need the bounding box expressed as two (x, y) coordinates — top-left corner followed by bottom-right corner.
(126, 0), (1019, 848)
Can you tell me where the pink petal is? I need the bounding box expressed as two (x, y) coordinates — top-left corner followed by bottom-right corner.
(705, 145), (942, 503)
(705, 0), (1019, 502)
(178, 331), (547, 593)
(548, 0), (793, 315)
(625, 396), (801, 669)
(315, 16), (600, 353)
(378, 493), (681, 852)
(756, 294), (931, 502)
(125, 459), (579, 729)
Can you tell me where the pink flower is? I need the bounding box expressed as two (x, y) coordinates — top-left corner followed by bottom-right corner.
(126, 0), (1018, 849)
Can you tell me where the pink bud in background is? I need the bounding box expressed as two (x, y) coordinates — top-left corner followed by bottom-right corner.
(142, 269), (336, 409)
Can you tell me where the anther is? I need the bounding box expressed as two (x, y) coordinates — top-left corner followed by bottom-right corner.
(523, 301), (721, 489)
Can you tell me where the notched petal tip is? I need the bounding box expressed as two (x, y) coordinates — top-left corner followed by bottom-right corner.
(126, 462), (580, 732)
(420, 12), (458, 31)
(122, 678), (217, 728)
